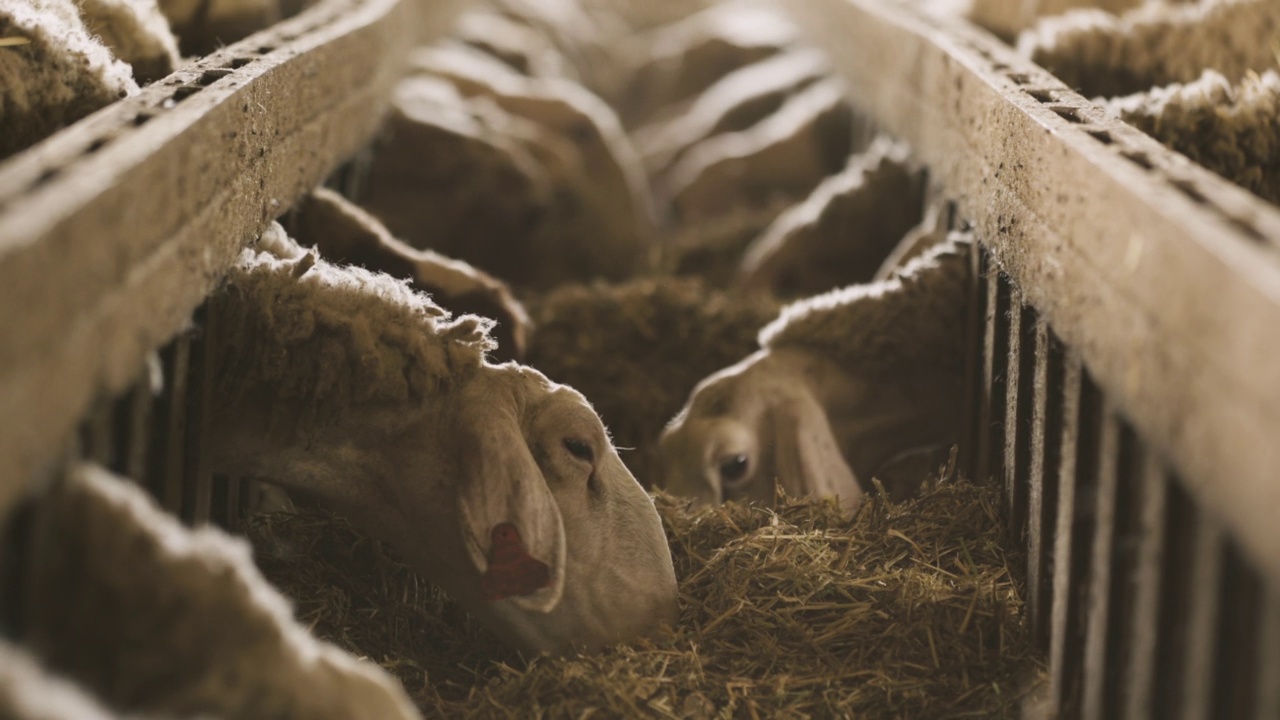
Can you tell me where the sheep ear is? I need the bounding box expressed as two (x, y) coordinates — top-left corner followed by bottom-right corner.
(768, 393), (863, 516)
(456, 422), (566, 614)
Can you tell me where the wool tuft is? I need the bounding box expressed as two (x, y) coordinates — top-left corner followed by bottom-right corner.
(1107, 68), (1280, 205)
(213, 224), (494, 430)
(78, 0), (180, 83)
(1018, 0), (1280, 98)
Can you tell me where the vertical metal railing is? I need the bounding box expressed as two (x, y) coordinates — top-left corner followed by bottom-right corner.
(70, 303), (247, 531)
(970, 245), (1280, 719)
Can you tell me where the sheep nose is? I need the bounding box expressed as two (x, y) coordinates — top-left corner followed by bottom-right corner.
(479, 523), (552, 601)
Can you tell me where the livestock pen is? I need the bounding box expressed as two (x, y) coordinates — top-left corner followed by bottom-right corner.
(1, 0), (1278, 717)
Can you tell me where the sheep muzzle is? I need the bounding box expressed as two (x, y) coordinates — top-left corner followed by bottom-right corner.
(479, 523), (552, 601)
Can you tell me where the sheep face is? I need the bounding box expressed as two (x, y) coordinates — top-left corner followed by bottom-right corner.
(444, 364), (679, 655)
(207, 364), (676, 656)
(658, 349), (863, 514)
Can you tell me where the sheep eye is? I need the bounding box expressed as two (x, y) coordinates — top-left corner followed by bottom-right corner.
(718, 455), (749, 485)
(564, 438), (594, 463)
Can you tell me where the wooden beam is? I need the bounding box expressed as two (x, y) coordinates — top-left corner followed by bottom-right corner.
(0, 0), (464, 514)
(786, 0), (1280, 579)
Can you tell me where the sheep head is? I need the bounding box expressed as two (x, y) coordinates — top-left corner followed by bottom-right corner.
(442, 364), (679, 654)
(206, 234), (676, 656)
(658, 349), (863, 514)
(660, 239), (972, 512)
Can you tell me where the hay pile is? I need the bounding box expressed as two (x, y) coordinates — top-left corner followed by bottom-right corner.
(244, 479), (1041, 718)
(526, 277), (779, 488)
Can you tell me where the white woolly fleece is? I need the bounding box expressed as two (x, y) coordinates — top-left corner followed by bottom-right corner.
(77, 0), (181, 83)
(1018, 0), (1280, 98)
(215, 224), (495, 421)
(761, 235), (972, 377)
(19, 462), (421, 719)
(0, 0), (139, 159)
(1106, 68), (1280, 204)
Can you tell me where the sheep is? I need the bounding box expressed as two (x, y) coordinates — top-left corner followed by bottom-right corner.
(572, 0), (716, 34)
(289, 186), (532, 361)
(77, 0), (180, 83)
(357, 73), (556, 287)
(1018, 0), (1280, 99)
(659, 235), (972, 513)
(15, 461), (421, 719)
(0, 0), (138, 160)
(665, 195), (801, 287)
(450, 8), (575, 81)
(611, 0), (802, 129)
(739, 137), (927, 299)
(1105, 68), (1280, 204)
(872, 197), (951, 281)
(402, 44), (657, 284)
(205, 225), (679, 655)
(359, 52), (656, 289)
(964, 0), (1143, 42)
(481, 0), (634, 104)
(665, 78), (858, 224)
(156, 0), (279, 56)
(631, 48), (831, 183)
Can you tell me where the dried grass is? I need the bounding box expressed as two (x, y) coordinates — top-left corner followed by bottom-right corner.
(244, 478), (1041, 719)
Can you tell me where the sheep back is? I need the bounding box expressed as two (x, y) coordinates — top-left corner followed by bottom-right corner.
(760, 235), (972, 380)
(0, 0), (138, 160)
(16, 462), (421, 719)
(1106, 68), (1280, 205)
(666, 78), (856, 223)
(213, 224), (493, 430)
(1018, 0), (1280, 98)
(740, 136), (926, 298)
(359, 74), (559, 287)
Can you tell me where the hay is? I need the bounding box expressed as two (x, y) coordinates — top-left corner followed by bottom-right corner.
(244, 478), (1040, 718)
(524, 276), (779, 488)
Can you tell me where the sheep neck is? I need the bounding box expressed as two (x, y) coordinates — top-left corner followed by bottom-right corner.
(785, 350), (962, 485)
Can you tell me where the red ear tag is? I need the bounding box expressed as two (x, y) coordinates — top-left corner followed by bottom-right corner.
(479, 522), (552, 601)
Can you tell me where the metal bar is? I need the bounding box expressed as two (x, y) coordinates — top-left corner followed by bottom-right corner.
(1122, 451), (1168, 720)
(1256, 578), (1280, 720)
(1001, 287), (1022, 535)
(975, 259), (1000, 485)
(81, 397), (115, 468)
(1057, 364), (1104, 717)
(122, 376), (153, 484)
(1081, 409), (1122, 720)
(1049, 351), (1081, 712)
(1212, 540), (1263, 719)
(1103, 424), (1141, 718)
(1004, 300), (1037, 547)
(1179, 512), (1225, 720)
(961, 246), (990, 483)
(160, 334), (191, 516)
(1154, 481), (1198, 719)
(1027, 319), (1063, 648)
(186, 305), (213, 526)
(990, 273), (1012, 487)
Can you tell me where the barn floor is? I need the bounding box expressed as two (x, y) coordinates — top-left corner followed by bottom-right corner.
(245, 474), (1041, 718)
